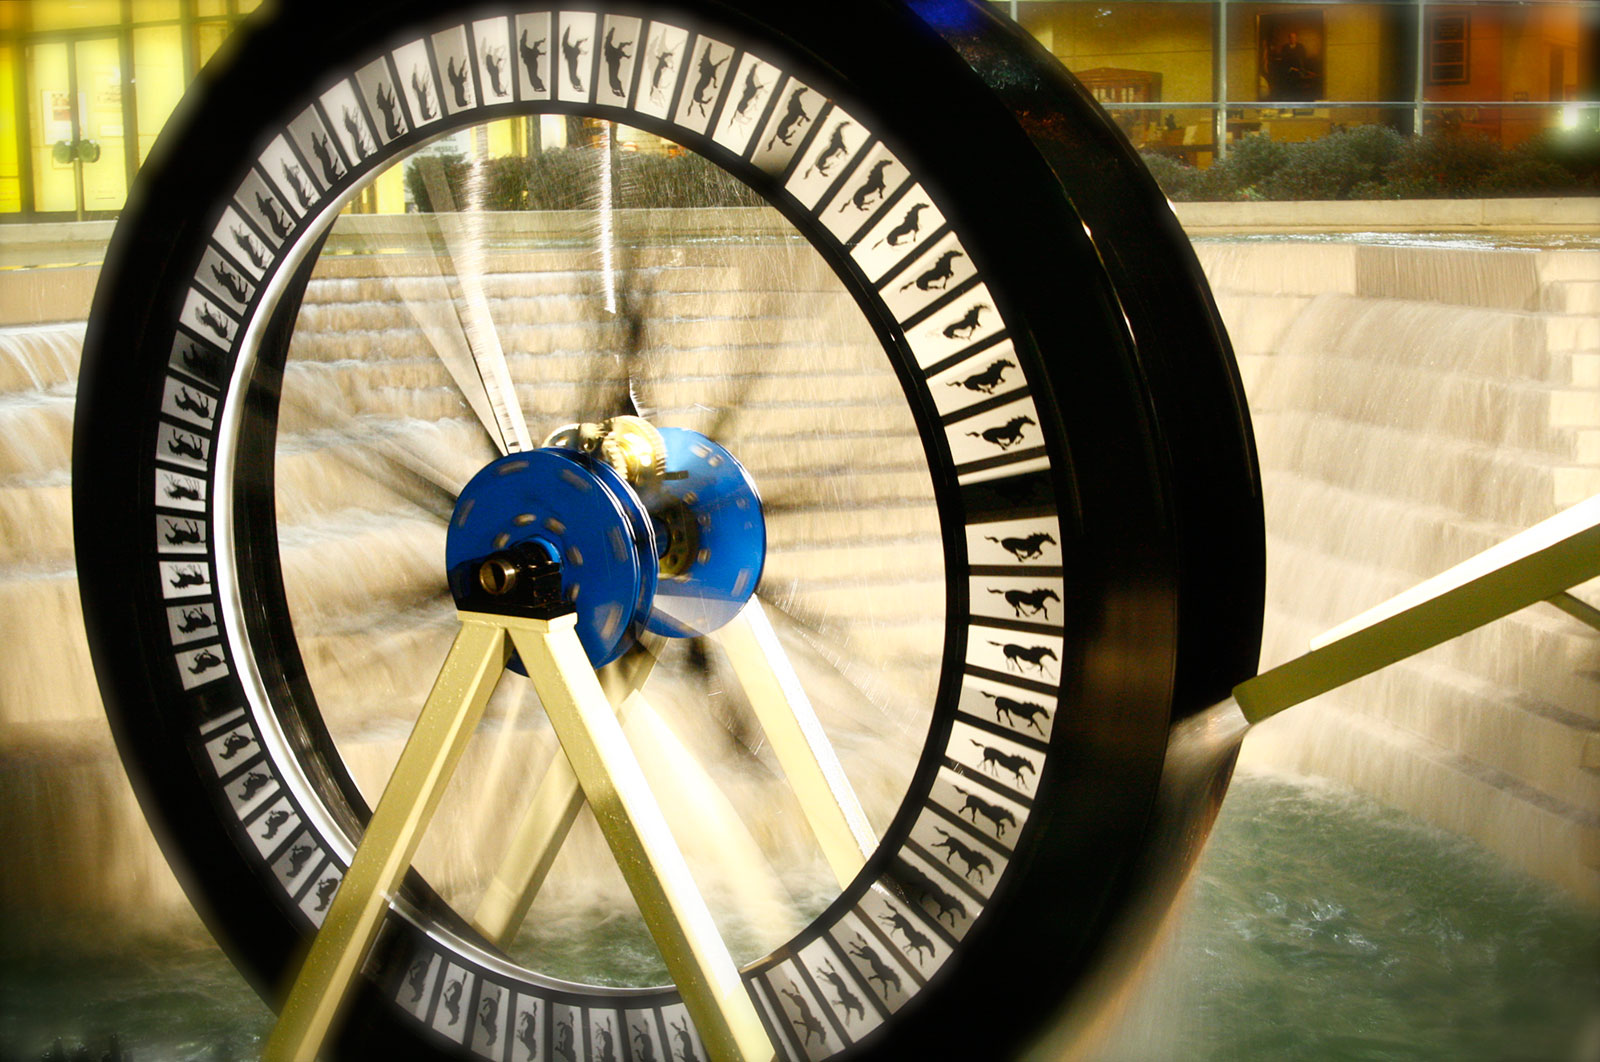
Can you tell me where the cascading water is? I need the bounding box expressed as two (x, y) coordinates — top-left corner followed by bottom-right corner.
(2, 217), (1595, 1058)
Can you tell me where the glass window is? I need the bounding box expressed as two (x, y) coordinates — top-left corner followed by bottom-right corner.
(0, 45), (19, 212)
(195, 19), (231, 71)
(130, 0), (181, 23)
(134, 26), (184, 164)
(28, 2), (123, 31)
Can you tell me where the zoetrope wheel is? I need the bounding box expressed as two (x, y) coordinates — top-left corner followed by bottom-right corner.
(72, 1), (1264, 1059)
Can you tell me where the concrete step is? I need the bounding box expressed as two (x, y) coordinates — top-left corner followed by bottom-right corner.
(0, 324), (82, 394)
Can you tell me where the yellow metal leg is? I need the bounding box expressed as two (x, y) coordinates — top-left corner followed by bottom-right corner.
(506, 616), (774, 1062)
(472, 635), (663, 945)
(1236, 493), (1600, 724)
(715, 598), (875, 888)
(263, 615), (511, 1061)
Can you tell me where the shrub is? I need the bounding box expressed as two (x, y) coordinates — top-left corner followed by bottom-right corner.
(1260, 125), (1405, 200)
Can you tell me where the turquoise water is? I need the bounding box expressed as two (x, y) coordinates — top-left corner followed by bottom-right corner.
(3, 771), (1596, 1060)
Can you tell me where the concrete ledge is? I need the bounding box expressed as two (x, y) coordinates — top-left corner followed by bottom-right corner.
(1176, 196), (1600, 235)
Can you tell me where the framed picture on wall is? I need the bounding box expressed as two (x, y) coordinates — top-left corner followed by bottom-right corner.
(1258, 11), (1324, 103)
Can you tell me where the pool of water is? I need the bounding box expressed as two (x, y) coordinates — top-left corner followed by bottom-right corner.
(3, 770), (1596, 1061)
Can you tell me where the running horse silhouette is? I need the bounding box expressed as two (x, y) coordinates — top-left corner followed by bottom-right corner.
(280, 161), (312, 211)
(931, 827), (994, 883)
(647, 38), (676, 102)
(969, 739), (1038, 787)
(411, 66), (437, 120)
(878, 909), (934, 965)
(688, 45), (728, 116)
(949, 358), (1014, 395)
(669, 1016), (701, 1062)
(967, 415), (1034, 450)
(374, 81), (405, 139)
(516, 1012), (537, 1060)
(175, 605), (211, 631)
(254, 191), (290, 240)
(341, 106), (370, 158)
(815, 959), (865, 1022)
(873, 201), (925, 247)
(478, 996), (498, 1047)
(842, 158), (893, 212)
(899, 248), (964, 292)
(952, 783), (1020, 837)
(985, 531), (1056, 560)
(165, 521), (203, 547)
(447, 55), (470, 108)
(561, 25), (587, 93)
(804, 119), (852, 179)
(846, 936), (903, 997)
(195, 302), (230, 340)
(602, 27), (632, 98)
(481, 42), (507, 97)
(942, 302), (987, 340)
(519, 29), (547, 92)
(631, 1023), (657, 1062)
(898, 861), (968, 925)
(440, 977), (462, 1024)
(989, 639), (1056, 676)
(732, 63), (766, 123)
(764, 86), (809, 149)
(979, 690), (1052, 734)
(210, 262), (249, 304)
(310, 131), (342, 185)
(988, 585), (1059, 619)
(779, 986), (826, 1045)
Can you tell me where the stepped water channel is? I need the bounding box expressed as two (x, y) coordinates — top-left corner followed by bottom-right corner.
(1, 210), (1596, 1059)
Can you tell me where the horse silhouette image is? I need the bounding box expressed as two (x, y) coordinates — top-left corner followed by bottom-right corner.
(175, 604), (211, 631)
(411, 67), (437, 119)
(218, 732), (251, 759)
(516, 1010), (537, 1059)
(873, 201), (925, 247)
(969, 738), (1038, 787)
(255, 191), (290, 240)
(631, 1022), (657, 1062)
(979, 690), (1052, 734)
(341, 106), (370, 158)
(561, 26), (587, 93)
(897, 860), (967, 926)
(482, 43), (508, 97)
(553, 1016), (576, 1061)
(846, 935), (903, 996)
(987, 585), (1059, 619)
(942, 302), (987, 340)
(519, 30), (547, 92)
(779, 987), (826, 1045)
(211, 262), (249, 304)
(314, 876), (338, 912)
(949, 358), (1013, 395)
(985, 531), (1055, 561)
(238, 771), (271, 800)
(899, 249), (963, 292)
(167, 432), (205, 460)
(952, 783), (1018, 837)
(285, 843), (314, 878)
(804, 120), (852, 179)
(441, 978), (462, 1024)
(231, 226), (267, 268)
(602, 27), (632, 98)
(988, 639), (1056, 677)
(374, 81), (405, 140)
(447, 56), (470, 108)
(815, 959), (865, 1022)
(179, 343), (220, 381)
(931, 827), (993, 883)
(478, 996), (499, 1047)
(594, 1017), (617, 1062)
(878, 909), (934, 965)
(281, 161), (313, 211)
(669, 1016), (701, 1062)
(310, 131), (343, 184)
(174, 387), (212, 418)
(262, 808), (290, 838)
(688, 45), (727, 116)
(164, 480), (202, 503)
(168, 565), (206, 588)
(648, 40), (676, 101)
(841, 159), (893, 212)
(165, 521), (204, 547)
(732, 64), (766, 123)
(406, 960), (429, 1003)
(195, 302), (230, 340)
(765, 86), (809, 149)
(967, 415), (1034, 450)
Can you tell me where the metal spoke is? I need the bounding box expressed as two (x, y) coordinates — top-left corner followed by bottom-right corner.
(713, 597), (875, 888)
(412, 157), (534, 454)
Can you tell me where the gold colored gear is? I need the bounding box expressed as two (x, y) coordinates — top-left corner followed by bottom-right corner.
(596, 415), (669, 487)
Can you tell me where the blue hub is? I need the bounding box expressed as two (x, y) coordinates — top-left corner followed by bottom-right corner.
(445, 427), (766, 667)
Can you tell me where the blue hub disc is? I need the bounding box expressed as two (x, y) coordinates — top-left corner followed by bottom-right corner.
(642, 428), (767, 638)
(445, 428), (766, 667)
(446, 448), (656, 667)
